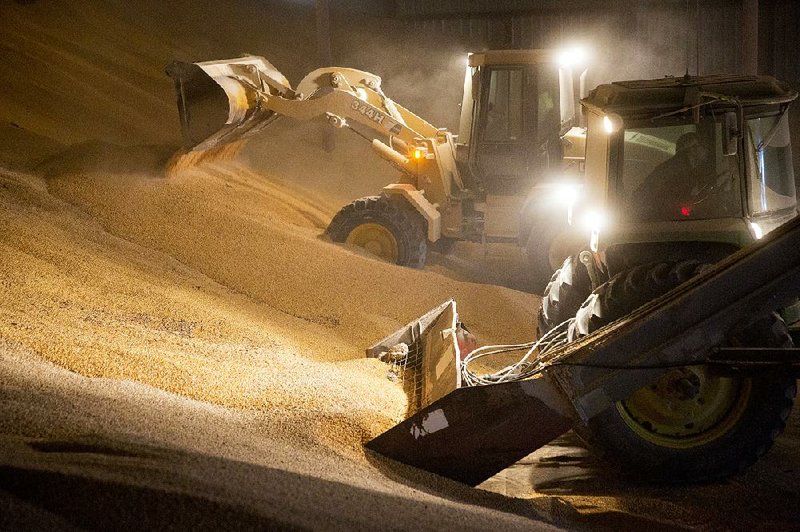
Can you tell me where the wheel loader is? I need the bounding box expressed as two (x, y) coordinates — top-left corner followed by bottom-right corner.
(363, 74), (800, 486)
(165, 49), (588, 288)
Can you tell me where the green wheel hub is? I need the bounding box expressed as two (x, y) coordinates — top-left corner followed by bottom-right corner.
(618, 367), (751, 448)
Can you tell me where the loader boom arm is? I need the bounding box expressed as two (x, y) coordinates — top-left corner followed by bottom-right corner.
(167, 55), (465, 238)
(292, 66), (441, 142)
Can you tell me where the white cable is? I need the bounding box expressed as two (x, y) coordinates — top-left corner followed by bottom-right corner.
(460, 318), (573, 386)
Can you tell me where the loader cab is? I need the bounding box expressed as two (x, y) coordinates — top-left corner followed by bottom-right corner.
(457, 50), (581, 196)
(578, 75), (798, 271)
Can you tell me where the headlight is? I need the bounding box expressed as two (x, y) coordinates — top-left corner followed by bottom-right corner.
(545, 183), (582, 225)
(552, 183), (581, 207)
(603, 114), (623, 134)
(557, 45), (589, 68)
(749, 221), (764, 240)
(580, 209), (608, 232)
(580, 209), (608, 252)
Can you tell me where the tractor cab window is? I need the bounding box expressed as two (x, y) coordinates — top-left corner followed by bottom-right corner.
(745, 113), (796, 215)
(619, 118), (742, 221)
(482, 69), (523, 142)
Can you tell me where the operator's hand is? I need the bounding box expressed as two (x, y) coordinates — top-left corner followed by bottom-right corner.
(686, 170), (736, 217)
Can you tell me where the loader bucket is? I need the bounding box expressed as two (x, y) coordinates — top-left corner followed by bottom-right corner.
(366, 300), (462, 416)
(165, 55), (294, 151)
(367, 216), (800, 486)
(365, 299), (573, 485)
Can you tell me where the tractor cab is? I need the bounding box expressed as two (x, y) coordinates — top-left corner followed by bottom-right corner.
(456, 49), (586, 197)
(578, 75), (798, 274)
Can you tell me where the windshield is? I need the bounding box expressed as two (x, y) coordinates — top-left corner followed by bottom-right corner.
(482, 68), (523, 142)
(481, 64), (562, 144)
(619, 118), (742, 222)
(745, 112), (796, 215)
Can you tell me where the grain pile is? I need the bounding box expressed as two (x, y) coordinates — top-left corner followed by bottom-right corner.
(1, 333), (559, 531)
(4, 147), (537, 443)
(0, 143), (551, 527)
(0, 2), (558, 527)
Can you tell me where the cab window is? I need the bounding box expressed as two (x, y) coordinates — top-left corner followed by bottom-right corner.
(482, 69), (523, 142)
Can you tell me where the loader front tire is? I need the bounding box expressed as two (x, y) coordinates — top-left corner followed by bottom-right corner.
(570, 260), (797, 482)
(327, 196), (427, 268)
(525, 222), (584, 294)
(537, 254), (592, 338)
(525, 225), (559, 293)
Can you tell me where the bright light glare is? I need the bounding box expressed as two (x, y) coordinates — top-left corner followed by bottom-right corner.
(590, 229), (600, 252)
(750, 222), (764, 240)
(549, 183), (582, 225)
(603, 115), (615, 133)
(581, 210), (608, 232)
(582, 210), (607, 252)
(552, 183), (581, 206)
(355, 87), (368, 101)
(557, 46), (588, 68)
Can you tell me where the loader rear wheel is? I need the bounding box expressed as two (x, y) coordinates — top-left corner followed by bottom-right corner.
(327, 196), (427, 268)
(571, 260), (797, 482)
(537, 255), (592, 338)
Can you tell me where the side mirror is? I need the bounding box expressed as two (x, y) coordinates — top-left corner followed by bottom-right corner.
(723, 111), (739, 156)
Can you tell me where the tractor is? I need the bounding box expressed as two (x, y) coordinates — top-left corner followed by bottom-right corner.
(536, 74), (798, 481)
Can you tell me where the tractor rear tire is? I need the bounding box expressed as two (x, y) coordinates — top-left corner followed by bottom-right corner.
(537, 255), (593, 338)
(570, 260), (797, 482)
(327, 196), (427, 268)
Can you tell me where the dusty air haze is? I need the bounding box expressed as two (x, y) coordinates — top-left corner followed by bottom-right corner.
(1, 1), (798, 530)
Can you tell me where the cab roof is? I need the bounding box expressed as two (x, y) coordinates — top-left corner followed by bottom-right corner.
(468, 49), (558, 67)
(582, 74), (797, 116)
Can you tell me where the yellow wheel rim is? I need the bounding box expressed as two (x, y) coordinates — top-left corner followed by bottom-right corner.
(617, 367), (751, 449)
(345, 223), (399, 262)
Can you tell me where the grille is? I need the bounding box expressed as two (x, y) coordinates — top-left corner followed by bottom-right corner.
(387, 337), (425, 414)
